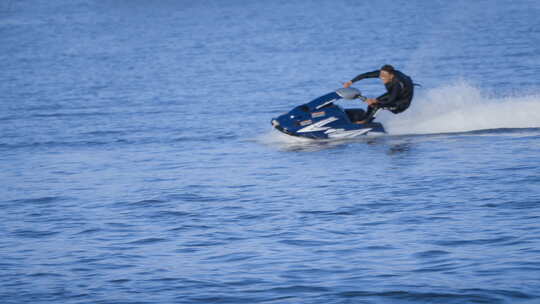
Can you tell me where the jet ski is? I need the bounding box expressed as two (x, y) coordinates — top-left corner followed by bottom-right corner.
(271, 87), (386, 139)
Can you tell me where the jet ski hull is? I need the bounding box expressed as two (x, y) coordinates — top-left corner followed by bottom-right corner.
(271, 88), (386, 140)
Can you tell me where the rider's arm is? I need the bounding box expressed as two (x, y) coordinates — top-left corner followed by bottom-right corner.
(351, 70), (380, 83)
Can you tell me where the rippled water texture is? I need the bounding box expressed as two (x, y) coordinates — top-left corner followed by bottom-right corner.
(1, 0), (540, 303)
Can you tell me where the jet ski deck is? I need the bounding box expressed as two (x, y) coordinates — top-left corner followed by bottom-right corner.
(271, 88), (386, 139)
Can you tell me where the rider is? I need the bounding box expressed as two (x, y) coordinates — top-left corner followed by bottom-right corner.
(343, 65), (414, 124)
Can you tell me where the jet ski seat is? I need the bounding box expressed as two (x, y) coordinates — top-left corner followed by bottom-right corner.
(345, 108), (367, 123)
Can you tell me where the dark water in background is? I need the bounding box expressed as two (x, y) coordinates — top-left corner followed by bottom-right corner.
(1, 1), (540, 303)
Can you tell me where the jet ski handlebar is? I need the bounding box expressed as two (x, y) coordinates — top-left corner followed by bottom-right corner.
(336, 87), (367, 102)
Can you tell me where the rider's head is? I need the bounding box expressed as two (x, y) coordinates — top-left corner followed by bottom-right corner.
(379, 64), (395, 84)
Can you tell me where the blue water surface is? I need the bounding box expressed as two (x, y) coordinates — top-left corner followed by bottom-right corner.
(1, 1), (540, 303)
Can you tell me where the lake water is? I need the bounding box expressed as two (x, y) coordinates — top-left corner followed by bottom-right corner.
(1, 0), (540, 303)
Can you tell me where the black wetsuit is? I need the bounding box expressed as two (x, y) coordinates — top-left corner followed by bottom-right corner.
(351, 69), (414, 122)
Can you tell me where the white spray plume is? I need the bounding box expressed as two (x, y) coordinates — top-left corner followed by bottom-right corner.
(383, 81), (540, 135)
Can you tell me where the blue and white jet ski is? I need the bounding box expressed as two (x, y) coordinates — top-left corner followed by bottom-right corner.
(271, 87), (386, 139)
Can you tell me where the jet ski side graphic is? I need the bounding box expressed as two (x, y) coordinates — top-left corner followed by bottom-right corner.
(325, 128), (372, 138)
(297, 117), (339, 133)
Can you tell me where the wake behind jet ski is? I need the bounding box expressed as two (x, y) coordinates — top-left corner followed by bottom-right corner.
(271, 87), (386, 139)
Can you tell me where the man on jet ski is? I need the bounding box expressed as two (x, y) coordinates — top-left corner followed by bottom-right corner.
(343, 65), (414, 124)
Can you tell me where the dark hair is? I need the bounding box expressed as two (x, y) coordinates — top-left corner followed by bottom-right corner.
(380, 64), (395, 74)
